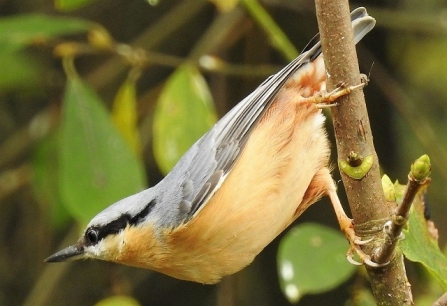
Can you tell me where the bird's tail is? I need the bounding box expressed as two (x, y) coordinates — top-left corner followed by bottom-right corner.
(286, 7), (375, 96)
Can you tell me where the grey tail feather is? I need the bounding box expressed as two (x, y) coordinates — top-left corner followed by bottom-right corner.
(301, 7), (375, 62)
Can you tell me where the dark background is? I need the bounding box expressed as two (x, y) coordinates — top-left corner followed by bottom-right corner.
(0, 0), (445, 305)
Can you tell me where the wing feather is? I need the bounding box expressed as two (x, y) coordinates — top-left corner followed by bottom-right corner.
(155, 8), (375, 227)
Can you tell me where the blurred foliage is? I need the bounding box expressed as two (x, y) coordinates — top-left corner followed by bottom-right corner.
(94, 295), (141, 306)
(31, 132), (71, 230)
(277, 223), (357, 303)
(0, 14), (92, 52)
(55, 0), (95, 11)
(59, 74), (146, 225)
(397, 182), (447, 291)
(153, 63), (217, 174)
(0, 50), (43, 91)
(112, 76), (142, 157)
(1, 0), (447, 305)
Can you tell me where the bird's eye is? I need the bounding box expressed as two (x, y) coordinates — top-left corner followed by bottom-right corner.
(85, 228), (99, 244)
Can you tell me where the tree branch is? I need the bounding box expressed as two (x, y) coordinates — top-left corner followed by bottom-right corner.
(314, 1), (413, 304)
(375, 155), (431, 263)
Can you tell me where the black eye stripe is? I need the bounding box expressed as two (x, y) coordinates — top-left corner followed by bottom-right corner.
(130, 199), (156, 225)
(84, 199), (157, 245)
(84, 216), (128, 246)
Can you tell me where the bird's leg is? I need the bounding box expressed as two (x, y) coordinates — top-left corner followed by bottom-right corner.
(322, 171), (385, 267)
(301, 75), (385, 266)
(304, 75), (368, 108)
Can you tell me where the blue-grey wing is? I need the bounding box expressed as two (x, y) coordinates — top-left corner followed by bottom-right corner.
(155, 8), (375, 227)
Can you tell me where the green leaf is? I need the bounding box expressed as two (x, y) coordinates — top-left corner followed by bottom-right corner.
(32, 132), (71, 230)
(59, 77), (146, 225)
(112, 78), (141, 157)
(399, 184), (447, 290)
(390, 36), (447, 97)
(277, 223), (357, 303)
(94, 295), (140, 306)
(0, 14), (93, 52)
(55, 0), (94, 11)
(153, 63), (217, 174)
(209, 0), (240, 12)
(241, 0), (298, 60)
(0, 50), (43, 91)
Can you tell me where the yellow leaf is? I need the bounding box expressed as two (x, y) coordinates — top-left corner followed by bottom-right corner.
(153, 64), (217, 174)
(208, 0), (239, 12)
(95, 295), (140, 306)
(112, 78), (142, 157)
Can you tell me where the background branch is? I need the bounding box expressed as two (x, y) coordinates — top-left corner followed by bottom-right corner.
(314, 1), (413, 304)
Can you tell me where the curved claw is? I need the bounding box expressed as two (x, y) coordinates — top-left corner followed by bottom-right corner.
(346, 252), (390, 268)
(344, 228), (390, 268)
(347, 253), (363, 266)
(347, 246), (388, 268)
(363, 257), (386, 268)
(326, 186), (391, 269)
(345, 238), (391, 268)
(354, 236), (374, 245)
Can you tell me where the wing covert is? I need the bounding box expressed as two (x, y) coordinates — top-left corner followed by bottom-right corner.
(155, 8), (375, 227)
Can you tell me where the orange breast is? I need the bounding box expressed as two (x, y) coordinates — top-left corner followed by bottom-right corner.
(156, 92), (332, 284)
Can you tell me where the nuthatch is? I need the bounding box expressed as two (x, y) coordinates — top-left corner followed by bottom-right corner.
(46, 8), (376, 284)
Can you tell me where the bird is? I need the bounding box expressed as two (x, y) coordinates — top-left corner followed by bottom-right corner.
(45, 7), (376, 284)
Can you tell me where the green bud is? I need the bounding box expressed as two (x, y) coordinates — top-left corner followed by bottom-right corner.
(381, 174), (396, 202)
(411, 154), (431, 181)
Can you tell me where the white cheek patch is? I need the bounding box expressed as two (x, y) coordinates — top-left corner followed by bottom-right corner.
(84, 230), (127, 259)
(84, 243), (104, 258)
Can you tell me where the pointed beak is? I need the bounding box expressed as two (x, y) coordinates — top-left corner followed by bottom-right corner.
(44, 244), (85, 263)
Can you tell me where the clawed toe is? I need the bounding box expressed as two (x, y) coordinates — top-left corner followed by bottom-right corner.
(312, 80), (367, 109)
(363, 256), (387, 268)
(326, 184), (389, 269)
(346, 242), (388, 268)
(346, 253), (363, 266)
(316, 102), (338, 108)
(344, 225), (389, 268)
(354, 236), (374, 245)
(346, 251), (384, 267)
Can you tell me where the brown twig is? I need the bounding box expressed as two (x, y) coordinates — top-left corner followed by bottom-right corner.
(314, 1), (413, 304)
(374, 155), (431, 263)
